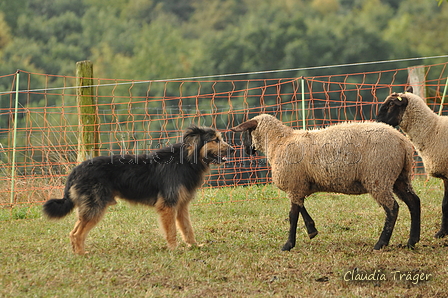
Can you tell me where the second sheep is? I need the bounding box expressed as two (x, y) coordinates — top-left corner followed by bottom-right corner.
(377, 87), (448, 238)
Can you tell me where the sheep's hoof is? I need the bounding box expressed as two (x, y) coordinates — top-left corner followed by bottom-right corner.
(434, 230), (447, 239)
(406, 241), (416, 250)
(373, 242), (388, 250)
(308, 230), (318, 239)
(281, 242), (294, 251)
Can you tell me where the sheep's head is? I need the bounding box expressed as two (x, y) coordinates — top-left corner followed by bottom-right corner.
(376, 87), (413, 127)
(230, 119), (258, 155)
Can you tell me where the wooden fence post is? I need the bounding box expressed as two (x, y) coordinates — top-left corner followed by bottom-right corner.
(407, 66), (428, 101)
(76, 60), (99, 162)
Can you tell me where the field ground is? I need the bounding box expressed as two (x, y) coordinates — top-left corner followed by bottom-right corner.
(1, 178), (447, 297)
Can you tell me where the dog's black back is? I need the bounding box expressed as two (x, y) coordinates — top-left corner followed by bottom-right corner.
(43, 125), (233, 220)
(65, 143), (207, 208)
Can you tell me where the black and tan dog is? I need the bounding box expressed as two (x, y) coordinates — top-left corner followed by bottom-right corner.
(43, 126), (234, 254)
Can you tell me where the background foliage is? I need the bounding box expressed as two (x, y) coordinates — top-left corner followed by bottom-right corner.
(0, 0), (447, 82)
(0, 0), (447, 189)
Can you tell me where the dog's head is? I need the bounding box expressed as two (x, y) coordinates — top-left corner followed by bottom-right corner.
(183, 125), (235, 165)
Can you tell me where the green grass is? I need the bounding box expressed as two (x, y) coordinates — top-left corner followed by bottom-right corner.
(1, 178), (447, 297)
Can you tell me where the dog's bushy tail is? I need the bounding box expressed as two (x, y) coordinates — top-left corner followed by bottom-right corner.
(43, 196), (75, 219)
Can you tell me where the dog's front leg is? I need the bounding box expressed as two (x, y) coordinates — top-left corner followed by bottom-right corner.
(156, 203), (178, 250)
(176, 202), (197, 247)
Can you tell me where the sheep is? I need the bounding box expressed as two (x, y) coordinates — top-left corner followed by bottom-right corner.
(376, 87), (448, 238)
(231, 114), (421, 251)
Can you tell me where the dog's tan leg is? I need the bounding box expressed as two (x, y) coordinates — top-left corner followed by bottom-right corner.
(69, 216), (101, 255)
(69, 219), (81, 252)
(70, 218), (97, 255)
(176, 202), (197, 246)
(156, 203), (178, 250)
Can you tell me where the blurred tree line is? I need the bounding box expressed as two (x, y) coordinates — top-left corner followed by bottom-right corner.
(0, 0), (447, 81)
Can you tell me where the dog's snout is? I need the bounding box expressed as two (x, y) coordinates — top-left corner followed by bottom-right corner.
(228, 146), (236, 154)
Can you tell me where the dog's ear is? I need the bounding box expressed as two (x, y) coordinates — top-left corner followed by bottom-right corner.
(230, 119), (258, 132)
(183, 125), (203, 147)
(405, 86), (413, 93)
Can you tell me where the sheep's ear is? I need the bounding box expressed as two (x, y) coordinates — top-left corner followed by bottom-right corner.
(230, 119), (258, 132)
(405, 86), (413, 93)
(392, 94), (408, 106)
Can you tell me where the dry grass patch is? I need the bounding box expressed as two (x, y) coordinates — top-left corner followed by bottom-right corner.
(1, 178), (447, 297)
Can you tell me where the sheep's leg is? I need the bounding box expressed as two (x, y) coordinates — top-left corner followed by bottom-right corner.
(300, 207), (318, 239)
(282, 202), (301, 251)
(435, 178), (448, 238)
(393, 181), (421, 248)
(374, 200), (399, 250)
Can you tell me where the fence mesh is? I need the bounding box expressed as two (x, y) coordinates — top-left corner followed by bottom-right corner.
(1, 62), (447, 208)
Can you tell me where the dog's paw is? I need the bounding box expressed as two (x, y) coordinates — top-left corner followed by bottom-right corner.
(74, 250), (89, 256)
(186, 243), (204, 249)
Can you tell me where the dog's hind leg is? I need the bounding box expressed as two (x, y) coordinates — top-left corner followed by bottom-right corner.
(176, 202), (197, 247)
(69, 205), (108, 255)
(69, 216), (101, 255)
(156, 199), (178, 250)
(69, 218), (82, 251)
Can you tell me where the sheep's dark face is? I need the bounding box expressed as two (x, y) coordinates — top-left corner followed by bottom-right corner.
(230, 119), (258, 155)
(376, 93), (409, 127)
(242, 130), (257, 155)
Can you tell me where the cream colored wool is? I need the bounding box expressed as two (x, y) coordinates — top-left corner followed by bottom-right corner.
(392, 92), (448, 178)
(232, 114), (421, 250)
(249, 114), (415, 208)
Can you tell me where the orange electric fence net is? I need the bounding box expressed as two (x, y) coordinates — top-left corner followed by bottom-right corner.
(0, 62), (447, 208)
